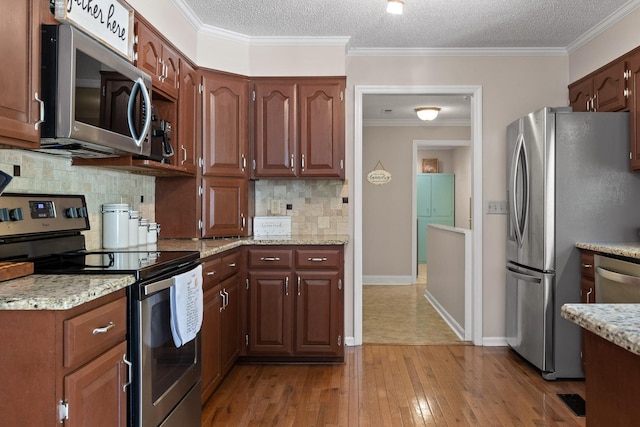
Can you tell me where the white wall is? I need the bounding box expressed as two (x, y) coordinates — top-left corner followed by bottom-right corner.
(362, 126), (469, 277)
(452, 146), (473, 229)
(569, 6), (640, 82)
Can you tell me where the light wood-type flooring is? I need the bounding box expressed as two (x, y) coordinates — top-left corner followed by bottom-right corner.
(363, 264), (463, 345)
(202, 264), (586, 426)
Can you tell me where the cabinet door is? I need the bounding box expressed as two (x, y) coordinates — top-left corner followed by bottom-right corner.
(202, 72), (249, 177)
(568, 79), (593, 112)
(298, 79), (345, 178)
(135, 20), (163, 86)
(253, 81), (297, 177)
(135, 20), (178, 100)
(220, 276), (241, 374)
(629, 53), (640, 171)
(177, 60), (200, 174)
(0, 0), (40, 146)
(593, 61), (627, 112)
(201, 284), (222, 404)
(431, 174), (454, 217)
(202, 177), (249, 237)
(295, 271), (343, 357)
(416, 175), (432, 217)
(247, 271), (293, 355)
(63, 341), (127, 427)
(155, 177), (201, 238)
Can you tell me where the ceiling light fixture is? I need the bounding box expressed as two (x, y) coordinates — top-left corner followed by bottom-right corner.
(415, 107), (441, 121)
(386, 0), (404, 15)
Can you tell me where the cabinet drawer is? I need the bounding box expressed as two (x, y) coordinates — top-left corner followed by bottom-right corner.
(64, 297), (127, 368)
(295, 249), (341, 269)
(580, 251), (595, 279)
(248, 249), (293, 269)
(220, 250), (241, 279)
(203, 256), (222, 290)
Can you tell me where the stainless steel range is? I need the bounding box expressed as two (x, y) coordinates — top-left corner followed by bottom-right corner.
(0, 193), (202, 427)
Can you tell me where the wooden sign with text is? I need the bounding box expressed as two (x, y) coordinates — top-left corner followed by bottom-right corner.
(55, 0), (134, 61)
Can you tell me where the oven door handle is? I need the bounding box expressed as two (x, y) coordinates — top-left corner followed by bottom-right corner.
(142, 276), (175, 296)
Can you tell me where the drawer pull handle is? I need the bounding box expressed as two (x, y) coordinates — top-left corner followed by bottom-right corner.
(228, 262), (237, 268)
(92, 322), (115, 335)
(260, 257), (281, 262)
(582, 263), (593, 268)
(308, 257), (328, 262)
(207, 271), (216, 276)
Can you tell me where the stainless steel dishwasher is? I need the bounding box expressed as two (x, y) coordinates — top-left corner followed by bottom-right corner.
(594, 254), (640, 303)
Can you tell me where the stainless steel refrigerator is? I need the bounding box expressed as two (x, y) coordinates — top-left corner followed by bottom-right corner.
(505, 107), (640, 380)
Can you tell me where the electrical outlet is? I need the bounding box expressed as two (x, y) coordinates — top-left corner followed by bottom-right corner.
(270, 199), (281, 215)
(486, 200), (508, 214)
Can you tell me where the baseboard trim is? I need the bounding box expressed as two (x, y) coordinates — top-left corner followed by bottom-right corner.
(482, 337), (508, 346)
(425, 291), (465, 340)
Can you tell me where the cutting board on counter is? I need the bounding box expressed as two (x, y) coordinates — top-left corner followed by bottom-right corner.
(0, 262), (34, 281)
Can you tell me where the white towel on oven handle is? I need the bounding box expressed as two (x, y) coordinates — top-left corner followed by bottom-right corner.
(170, 264), (203, 347)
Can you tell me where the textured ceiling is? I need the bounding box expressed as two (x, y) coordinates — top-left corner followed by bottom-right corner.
(180, 0), (637, 51)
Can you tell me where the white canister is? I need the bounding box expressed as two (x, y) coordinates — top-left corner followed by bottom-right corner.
(138, 218), (149, 245)
(147, 222), (159, 244)
(128, 210), (140, 247)
(102, 203), (130, 249)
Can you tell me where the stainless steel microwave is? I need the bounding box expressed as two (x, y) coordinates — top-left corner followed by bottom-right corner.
(40, 24), (152, 158)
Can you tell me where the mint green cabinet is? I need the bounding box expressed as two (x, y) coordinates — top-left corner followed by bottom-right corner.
(417, 174), (454, 263)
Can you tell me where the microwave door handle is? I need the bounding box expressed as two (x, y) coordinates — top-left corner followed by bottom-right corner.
(127, 77), (152, 149)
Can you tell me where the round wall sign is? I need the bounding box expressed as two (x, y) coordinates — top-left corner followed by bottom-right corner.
(367, 169), (392, 185)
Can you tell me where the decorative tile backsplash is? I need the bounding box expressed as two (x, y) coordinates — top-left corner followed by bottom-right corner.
(0, 150), (155, 250)
(0, 150), (349, 248)
(254, 179), (349, 236)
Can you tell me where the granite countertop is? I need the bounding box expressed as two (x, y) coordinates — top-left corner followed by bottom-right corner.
(576, 242), (640, 260)
(0, 235), (349, 311)
(157, 234), (350, 258)
(562, 304), (640, 356)
(0, 274), (135, 311)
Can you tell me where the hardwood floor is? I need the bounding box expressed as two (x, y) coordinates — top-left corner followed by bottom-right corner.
(202, 345), (586, 426)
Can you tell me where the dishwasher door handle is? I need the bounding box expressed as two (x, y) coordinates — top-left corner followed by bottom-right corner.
(596, 266), (640, 287)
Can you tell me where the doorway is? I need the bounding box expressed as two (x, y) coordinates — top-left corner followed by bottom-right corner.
(353, 85), (483, 346)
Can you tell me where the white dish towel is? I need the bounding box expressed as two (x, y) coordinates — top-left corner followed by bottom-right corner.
(170, 264), (203, 347)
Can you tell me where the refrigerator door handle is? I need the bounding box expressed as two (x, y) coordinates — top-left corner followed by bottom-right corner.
(510, 132), (529, 247)
(507, 266), (542, 284)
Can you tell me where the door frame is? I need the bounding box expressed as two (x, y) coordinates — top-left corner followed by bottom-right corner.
(353, 85), (483, 346)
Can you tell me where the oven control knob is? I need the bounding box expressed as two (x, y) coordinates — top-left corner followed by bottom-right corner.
(78, 207), (88, 218)
(9, 208), (23, 221)
(0, 208), (9, 222)
(66, 207), (78, 218)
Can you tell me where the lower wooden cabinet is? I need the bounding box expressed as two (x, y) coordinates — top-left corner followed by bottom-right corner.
(200, 250), (242, 404)
(0, 289), (128, 426)
(579, 249), (595, 373)
(245, 246), (344, 362)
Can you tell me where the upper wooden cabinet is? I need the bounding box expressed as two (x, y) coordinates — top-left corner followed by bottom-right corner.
(628, 52), (640, 171)
(0, 0), (41, 147)
(135, 18), (180, 100)
(569, 61), (628, 113)
(569, 46), (640, 171)
(177, 60), (201, 174)
(252, 77), (345, 179)
(202, 71), (250, 177)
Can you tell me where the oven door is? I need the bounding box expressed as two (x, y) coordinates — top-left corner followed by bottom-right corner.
(132, 265), (202, 427)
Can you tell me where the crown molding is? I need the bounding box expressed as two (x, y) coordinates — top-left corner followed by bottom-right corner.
(566, 0), (640, 54)
(348, 47), (568, 57)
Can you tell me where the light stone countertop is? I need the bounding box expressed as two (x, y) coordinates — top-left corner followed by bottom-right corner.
(0, 235), (349, 311)
(0, 274), (135, 311)
(561, 304), (640, 356)
(576, 242), (640, 260)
